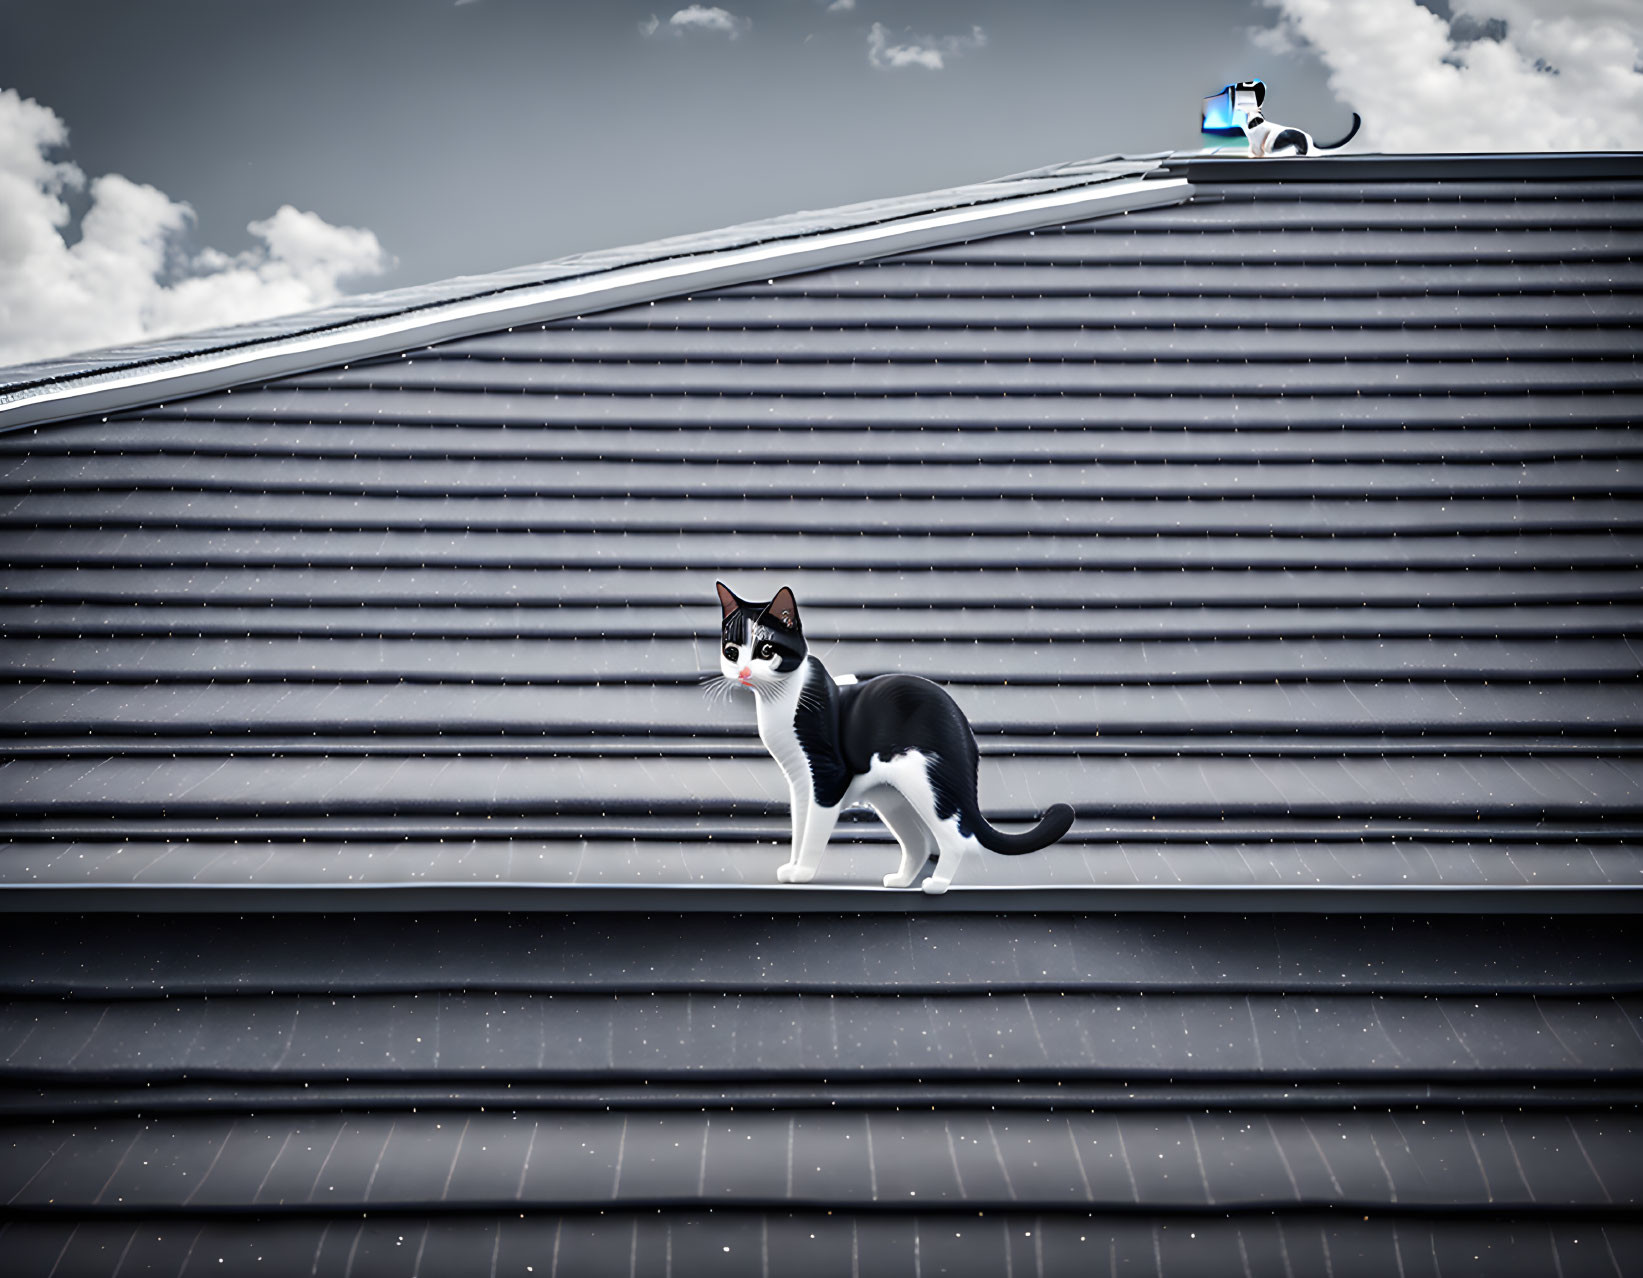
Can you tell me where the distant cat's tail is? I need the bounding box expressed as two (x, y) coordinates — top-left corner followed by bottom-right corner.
(1319, 113), (1362, 151)
(964, 802), (1075, 856)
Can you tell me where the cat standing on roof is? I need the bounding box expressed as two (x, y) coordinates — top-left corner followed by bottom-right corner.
(710, 583), (1074, 892)
(1244, 107), (1361, 156)
(1242, 82), (1362, 157)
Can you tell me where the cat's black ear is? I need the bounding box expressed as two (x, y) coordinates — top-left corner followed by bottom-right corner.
(716, 581), (744, 620)
(765, 586), (801, 631)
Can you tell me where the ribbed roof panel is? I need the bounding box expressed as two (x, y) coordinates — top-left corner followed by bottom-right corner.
(2, 167), (1639, 901)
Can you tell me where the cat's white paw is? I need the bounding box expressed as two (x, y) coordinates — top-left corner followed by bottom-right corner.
(776, 863), (797, 883)
(921, 877), (951, 895)
(883, 872), (916, 888)
(786, 866), (816, 884)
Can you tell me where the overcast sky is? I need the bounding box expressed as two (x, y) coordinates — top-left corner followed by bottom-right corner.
(3, 0), (1641, 366)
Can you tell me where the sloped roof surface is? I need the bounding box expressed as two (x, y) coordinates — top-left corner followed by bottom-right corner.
(1, 153), (1641, 1273)
(1, 156), (1639, 903)
(4, 909), (1641, 1272)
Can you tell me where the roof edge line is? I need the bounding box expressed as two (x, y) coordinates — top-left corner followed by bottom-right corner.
(0, 174), (1191, 433)
(2, 880), (1634, 915)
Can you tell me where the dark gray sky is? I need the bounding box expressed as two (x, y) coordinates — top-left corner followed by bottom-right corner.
(2, 0), (1347, 290)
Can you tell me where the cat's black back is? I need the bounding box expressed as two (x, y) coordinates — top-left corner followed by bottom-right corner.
(837, 674), (979, 777)
(794, 666), (983, 834)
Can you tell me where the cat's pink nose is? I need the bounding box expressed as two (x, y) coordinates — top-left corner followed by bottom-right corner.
(738, 667), (752, 681)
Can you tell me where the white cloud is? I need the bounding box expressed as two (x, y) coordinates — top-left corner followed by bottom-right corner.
(0, 87), (389, 368)
(827, 0), (856, 11)
(867, 22), (986, 71)
(667, 5), (750, 38)
(1455, 0), (1643, 32)
(639, 14), (661, 36)
(1259, 0), (1643, 151)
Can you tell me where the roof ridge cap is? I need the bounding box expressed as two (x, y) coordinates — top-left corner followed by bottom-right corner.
(0, 163), (1189, 430)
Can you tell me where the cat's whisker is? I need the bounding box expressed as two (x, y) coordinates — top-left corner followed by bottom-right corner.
(700, 672), (746, 707)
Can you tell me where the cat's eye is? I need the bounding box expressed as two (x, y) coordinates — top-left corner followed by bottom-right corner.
(722, 644), (737, 661)
(757, 643), (776, 660)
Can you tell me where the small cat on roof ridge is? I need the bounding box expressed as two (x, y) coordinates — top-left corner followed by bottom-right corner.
(1244, 108), (1362, 157)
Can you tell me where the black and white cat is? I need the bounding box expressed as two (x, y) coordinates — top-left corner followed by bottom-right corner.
(712, 583), (1074, 892)
(1243, 109), (1361, 157)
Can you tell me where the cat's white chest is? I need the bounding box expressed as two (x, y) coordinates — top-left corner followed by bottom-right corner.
(754, 663), (810, 784)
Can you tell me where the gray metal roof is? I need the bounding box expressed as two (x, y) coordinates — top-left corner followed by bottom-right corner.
(1, 151), (1640, 1274)
(3, 910), (1640, 1273)
(1, 151), (1639, 909)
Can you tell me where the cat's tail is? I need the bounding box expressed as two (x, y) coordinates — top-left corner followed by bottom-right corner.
(1318, 113), (1362, 151)
(964, 802), (1075, 856)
